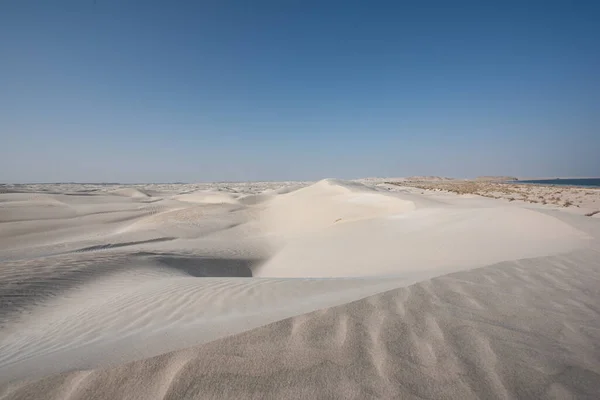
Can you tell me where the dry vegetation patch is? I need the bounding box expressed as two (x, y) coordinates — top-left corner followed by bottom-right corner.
(385, 180), (600, 209)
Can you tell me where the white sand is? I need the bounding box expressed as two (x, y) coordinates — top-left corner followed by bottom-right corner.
(1, 179), (599, 399)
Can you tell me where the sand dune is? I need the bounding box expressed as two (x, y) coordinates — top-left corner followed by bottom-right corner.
(2, 249), (599, 400)
(236, 193), (274, 206)
(0, 196), (76, 223)
(256, 206), (589, 278)
(0, 264), (409, 384)
(1, 178), (599, 399)
(259, 179), (416, 237)
(172, 191), (240, 205)
(110, 188), (150, 198)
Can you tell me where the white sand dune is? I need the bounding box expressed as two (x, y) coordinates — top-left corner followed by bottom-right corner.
(236, 193), (274, 205)
(0, 196), (76, 223)
(1, 179), (599, 399)
(256, 206), (589, 278)
(110, 188), (150, 198)
(259, 179), (416, 237)
(172, 191), (240, 205)
(0, 263), (409, 384)
(2, 249), (599, 399)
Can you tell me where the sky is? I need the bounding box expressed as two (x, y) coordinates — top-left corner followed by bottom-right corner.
(1, 0), (599, 183)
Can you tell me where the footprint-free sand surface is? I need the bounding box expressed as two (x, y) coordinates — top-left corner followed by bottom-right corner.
(1, 179), (599, 399)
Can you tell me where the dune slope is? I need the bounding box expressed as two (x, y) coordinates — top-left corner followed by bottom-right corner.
(2, 249), (599, 400)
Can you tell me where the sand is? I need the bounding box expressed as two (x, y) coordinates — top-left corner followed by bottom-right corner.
(1, 179), (600, 399)
(384, 178), (600, 215)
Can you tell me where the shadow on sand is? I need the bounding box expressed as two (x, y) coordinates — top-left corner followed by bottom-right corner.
(143, 253), (257, 277)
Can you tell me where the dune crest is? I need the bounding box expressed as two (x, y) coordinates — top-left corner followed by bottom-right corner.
(259, 179), (416, 237)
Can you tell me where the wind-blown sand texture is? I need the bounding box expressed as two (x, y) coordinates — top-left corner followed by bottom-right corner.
(1, 179), (600, 399)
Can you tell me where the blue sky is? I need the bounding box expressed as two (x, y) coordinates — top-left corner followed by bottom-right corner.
(1, 1), (599, 183)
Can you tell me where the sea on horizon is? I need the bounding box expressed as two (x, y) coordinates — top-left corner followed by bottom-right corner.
(514, 178), (600, 188)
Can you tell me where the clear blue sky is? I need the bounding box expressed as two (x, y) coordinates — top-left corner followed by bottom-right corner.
(1, 1), (599, 183)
